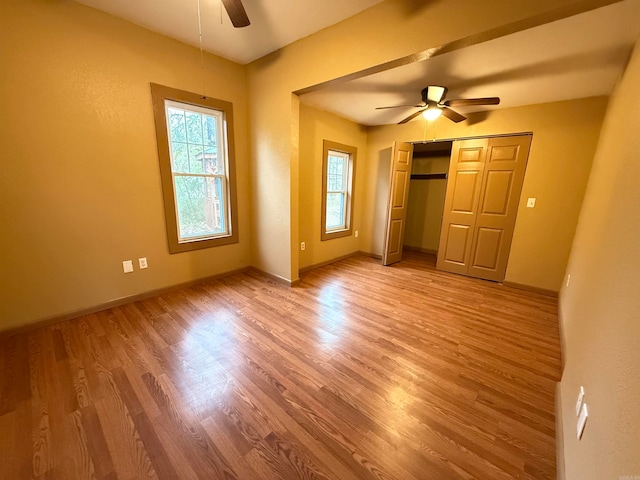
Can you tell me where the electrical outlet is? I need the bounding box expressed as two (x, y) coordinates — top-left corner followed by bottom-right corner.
(122, 260), (133, 273)
(139, 257), (148, 269)
(355, 230), (359, 238)
(527, 197), (536, 208)
(301, 242), (305, 251)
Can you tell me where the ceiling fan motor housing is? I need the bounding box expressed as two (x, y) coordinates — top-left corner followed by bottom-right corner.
(421, 86), (448, 104)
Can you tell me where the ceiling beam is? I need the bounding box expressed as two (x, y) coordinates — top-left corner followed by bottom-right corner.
(294, 0), (624, 96)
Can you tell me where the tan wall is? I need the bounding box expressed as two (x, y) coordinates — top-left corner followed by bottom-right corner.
(0, 0), (251, 330)
(558, 39), (640, 479)
(404, 155), (450, 252)
(298, 104), (367, 269)
(362, 98), (607, 292)
(0, 0), (615, 330)
(247, 0), (579, 283)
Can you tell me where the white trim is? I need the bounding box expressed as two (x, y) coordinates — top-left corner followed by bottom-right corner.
(325, 149), (350, 232)
(163, 100), (232, 244)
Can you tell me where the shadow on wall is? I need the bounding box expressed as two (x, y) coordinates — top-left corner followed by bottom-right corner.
(371, 147), (392, 254)
(465, 111), (490, 125)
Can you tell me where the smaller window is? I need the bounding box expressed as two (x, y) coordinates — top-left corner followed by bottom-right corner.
(321, 140), (356, 241)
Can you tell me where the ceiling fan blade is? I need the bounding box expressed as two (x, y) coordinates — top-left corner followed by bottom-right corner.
(375, 104), (425, 110)
(221, 0), (250, 28)
(443, 97), (500, 107)
(441, 107), (466, 123)
(398, 109), (427, 125)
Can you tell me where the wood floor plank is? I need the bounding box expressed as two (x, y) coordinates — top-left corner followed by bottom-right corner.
(0, 252), (562, 479)
(142, 371), (239, 480)
(93, 373), (158, 479)
(0, 409), (17, 477)
(111, 367), (179, 480)
(79, 404), (115, 479)
(28, 331), (53, 478)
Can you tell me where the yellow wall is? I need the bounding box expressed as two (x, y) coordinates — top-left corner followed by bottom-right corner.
(0, 0), (251, 330)
(247, 0), (579, 283)
(404, 155), (450, 252)
(298, 104), (367, 270)
(0, 0), (613, 321)
(362, 98), (607, 292)
(558, 38), (640, 479)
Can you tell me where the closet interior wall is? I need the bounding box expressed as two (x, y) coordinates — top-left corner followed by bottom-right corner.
(404, 142), (453, 255)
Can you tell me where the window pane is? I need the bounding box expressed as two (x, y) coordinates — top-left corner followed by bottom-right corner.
(185, 111), (203, 144)
(174, 176), (226, 240)
(204, 115), (217, 147)
(328, 173), (344, 192)
(327, 154), (346, 192)
(171, 142), (189, 173)
(203, 146), (224, 174)
(326, 192), (345, 229)
(328, 155), (344, 173)
(188, 145), (205, 174)
(168, 108), (187, 143)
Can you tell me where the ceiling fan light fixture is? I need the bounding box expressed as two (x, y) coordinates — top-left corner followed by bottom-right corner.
(422, 106), (442, 121)
(385, 85), (498, 125)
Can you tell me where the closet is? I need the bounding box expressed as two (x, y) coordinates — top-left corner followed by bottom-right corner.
(403, 141), (453, 255)
(388, 134), (532, 282)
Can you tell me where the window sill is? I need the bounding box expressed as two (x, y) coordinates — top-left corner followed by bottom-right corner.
(321, 228), (352, 241)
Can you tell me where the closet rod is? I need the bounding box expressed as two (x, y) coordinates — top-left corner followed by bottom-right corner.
(410, 173), (447, 180)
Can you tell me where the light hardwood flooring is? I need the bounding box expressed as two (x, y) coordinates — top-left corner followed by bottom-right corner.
(0, 252), (562, 479)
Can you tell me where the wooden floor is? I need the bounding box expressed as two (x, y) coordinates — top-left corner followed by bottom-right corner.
(0, 253), (562, 480)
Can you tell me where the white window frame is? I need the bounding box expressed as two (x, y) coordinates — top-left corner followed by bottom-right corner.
(321, 140), (356, 241)
(325, 149), (350, 232)
(164, 100), (230, 243)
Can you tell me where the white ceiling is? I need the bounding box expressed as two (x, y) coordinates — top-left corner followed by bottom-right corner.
(301, 1), (640, 126)
(73, 0), (383, 64)
(74, 0), (640, 125)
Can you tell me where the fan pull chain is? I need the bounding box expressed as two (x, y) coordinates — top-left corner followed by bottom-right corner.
(197, 0), (206, 98)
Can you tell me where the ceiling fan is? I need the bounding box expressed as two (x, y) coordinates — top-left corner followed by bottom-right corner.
(221, 0), (251, 28)
(376, 86), (500, 124)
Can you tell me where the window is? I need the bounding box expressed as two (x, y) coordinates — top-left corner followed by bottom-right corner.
(321, 140), (356, 240)
(151, 84), (238, 253)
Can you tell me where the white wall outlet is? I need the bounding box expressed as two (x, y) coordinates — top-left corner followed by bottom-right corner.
(301, 242), (305, 251)
(566, 273), (571, 287)
(139, 257), (148, 269)
(575, 386), (585, 415)
(122, 260), (133, 273)
(527, 197), (536, 208)
(355, 230), (359, 238)
(577, 403), (589, 439)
